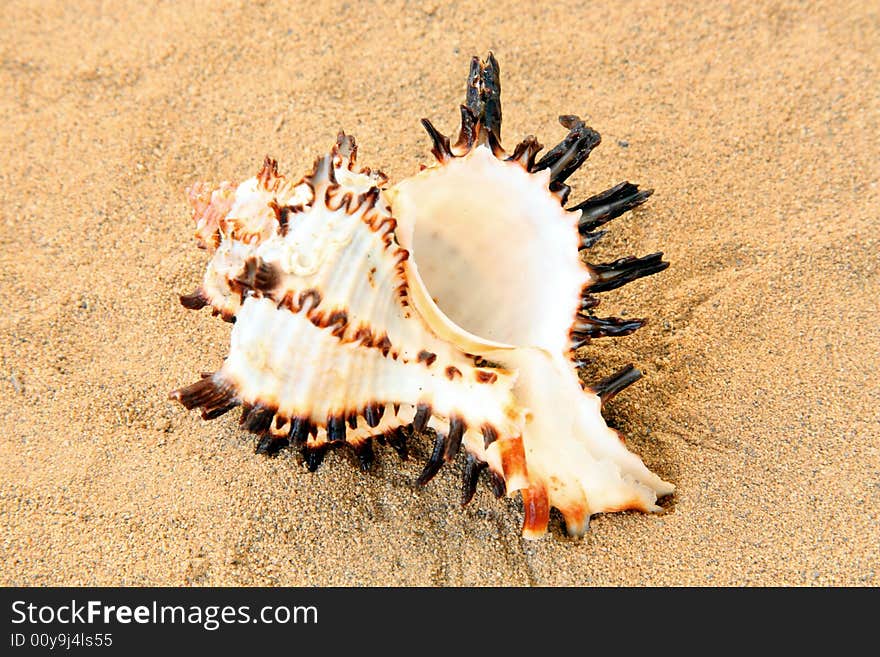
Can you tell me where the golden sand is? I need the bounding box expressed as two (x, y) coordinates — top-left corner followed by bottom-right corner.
(1, 0), (877, 585)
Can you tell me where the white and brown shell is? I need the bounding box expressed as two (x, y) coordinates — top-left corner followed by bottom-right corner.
(170, 55), (674, 538)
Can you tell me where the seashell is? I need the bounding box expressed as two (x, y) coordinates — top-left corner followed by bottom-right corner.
(170, 54), (673, 538)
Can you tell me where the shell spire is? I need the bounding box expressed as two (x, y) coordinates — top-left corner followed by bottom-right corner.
(464, 52), (503, 143)
(170, 54), (673, 539)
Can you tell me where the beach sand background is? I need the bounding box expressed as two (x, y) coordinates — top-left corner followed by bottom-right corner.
(1, 0), (877, 585)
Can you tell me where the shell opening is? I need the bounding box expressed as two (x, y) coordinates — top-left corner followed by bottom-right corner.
(392, 146), (589, 356)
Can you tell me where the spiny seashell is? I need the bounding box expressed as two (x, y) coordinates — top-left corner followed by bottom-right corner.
(170, 54), (674, 538)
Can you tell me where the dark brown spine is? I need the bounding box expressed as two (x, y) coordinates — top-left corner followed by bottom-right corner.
(385, 427), (409, 460)
(169, 375), (240, 420)
(179, 289), (209, 310)
(585, 253), (669, 293)
(327, 415), (346, 443)
(532, 115), (600, 184)
(487, 470), (506, 498)
(416, 433), (447, 486)
(240, 404), (275, 434)
(465, 52), (502, 140)
(579, 230), (606, 250)
(255, 435), (289, 456)
(303, 444), (328, 472)
(412, 403), (431, 432)
(573, 181), (653, 233)
(570, 314), (645, 348)
(289, 417), (312, 444)
(420, 119), (452, 162)
(589, 365), (643, 404)
(443, 417), (466, 460)
(364, 403), (382, 428)
(461, 455), (487, 506)
(481, 425), (498, 449)
(453, 105), (478, 152)
(353, 440), (374, 472)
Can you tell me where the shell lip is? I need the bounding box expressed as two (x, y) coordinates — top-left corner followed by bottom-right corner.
(404, 256), (516, 354)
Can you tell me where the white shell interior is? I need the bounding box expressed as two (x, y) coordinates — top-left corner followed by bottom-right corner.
(393, 146), (589, 355)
